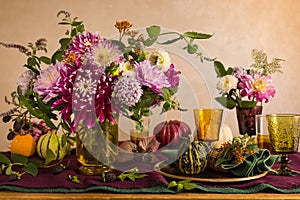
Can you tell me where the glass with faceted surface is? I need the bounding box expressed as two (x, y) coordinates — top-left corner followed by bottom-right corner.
(266, 114), (300, 176)
(193, 108), (223, 142)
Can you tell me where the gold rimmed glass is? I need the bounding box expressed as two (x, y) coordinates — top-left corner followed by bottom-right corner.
(266, 114), (300, 176)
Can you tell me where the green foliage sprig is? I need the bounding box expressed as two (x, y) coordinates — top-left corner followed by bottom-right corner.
(117, 168), (148, 182)
(215, 134), (259, 166)
(0, 153), (43, 177)
(68, 175), (82, 184)
(167, 180), (196, 193)
(118, 25), (215, 63)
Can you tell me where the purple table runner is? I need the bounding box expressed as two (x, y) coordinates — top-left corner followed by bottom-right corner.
(0, 152), (300, 193)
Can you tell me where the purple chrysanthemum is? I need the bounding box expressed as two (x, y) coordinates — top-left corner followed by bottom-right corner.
(52, 59), (115, 131)
(113, 76), (143, 107)
(238, 74), (276, 103)
(233, 67), (247, 79)
(34, 62), (65, 102)
(135, 60), (170, 93)
(88, 40), (124, 68)
(165, 64), (181, 88)
(17, 70), (36, 95)
(65, 32), (103, 67)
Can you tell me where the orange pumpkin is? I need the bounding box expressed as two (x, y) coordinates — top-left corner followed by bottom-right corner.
(10, 134), (36, 157)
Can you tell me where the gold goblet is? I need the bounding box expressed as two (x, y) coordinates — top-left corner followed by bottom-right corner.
(193, 108), (223, 143)
(266, 114), (300, 176)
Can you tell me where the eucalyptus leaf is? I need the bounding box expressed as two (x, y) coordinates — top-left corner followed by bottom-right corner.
(146, 25), (160, 38)
(111, 39), (126, 51)
(0, 153), (11, 165)
(143, 37), (157, 47)
(183, 31), (213, 39)
(157, 37), (182, 45)
(127, 38), (136, 45)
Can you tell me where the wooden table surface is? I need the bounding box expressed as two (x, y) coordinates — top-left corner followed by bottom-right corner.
(1, 192), (300, 200)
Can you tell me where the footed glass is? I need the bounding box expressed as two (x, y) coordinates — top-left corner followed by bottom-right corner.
(266, 114), (300, 176)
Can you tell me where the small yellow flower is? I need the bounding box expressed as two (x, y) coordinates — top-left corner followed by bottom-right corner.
(114, 20), (132, 34)
(64, 51), (77, 63)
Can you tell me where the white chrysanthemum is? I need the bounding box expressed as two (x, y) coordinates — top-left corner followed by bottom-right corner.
(119, 61), (136, 76)
(113, 76), (143, 107)
(216, 75), (238, 94)
(148, 49), (171, 72)
(90, 40), (123, 67)
(17, 70), (36, 95)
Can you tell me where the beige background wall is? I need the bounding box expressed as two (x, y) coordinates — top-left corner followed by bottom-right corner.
(0, 0), (299, 151)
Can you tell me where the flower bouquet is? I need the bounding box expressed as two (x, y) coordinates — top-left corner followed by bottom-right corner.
(0, 10), (214, 174)
(214, 49), (283, 135)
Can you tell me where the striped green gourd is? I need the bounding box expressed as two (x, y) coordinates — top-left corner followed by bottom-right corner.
(178, 141), (210, 174)
(37, 132), (70, 161)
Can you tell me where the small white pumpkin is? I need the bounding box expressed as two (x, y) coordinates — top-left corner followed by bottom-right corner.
(212, 124), (233, 148)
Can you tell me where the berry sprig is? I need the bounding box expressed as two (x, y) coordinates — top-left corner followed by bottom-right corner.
(102, 168), (148, 183)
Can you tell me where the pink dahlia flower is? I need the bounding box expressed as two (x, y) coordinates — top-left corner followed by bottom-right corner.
(135, 60), (170, 93)
(65, 32), (103, 67)
(238, 74), (276, 103)
(51, 63), (78, 127)
(73, 61), (115, 129)
(52, 59), (115, 131)
(34, 62), (65, 102)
